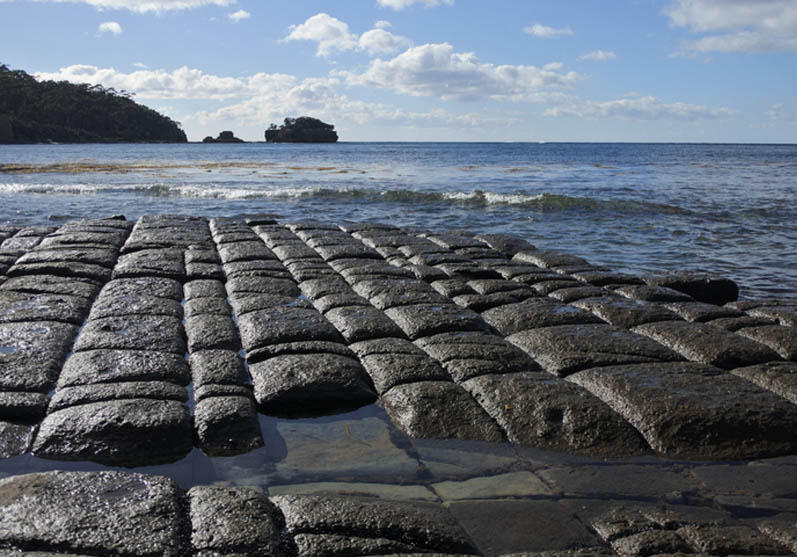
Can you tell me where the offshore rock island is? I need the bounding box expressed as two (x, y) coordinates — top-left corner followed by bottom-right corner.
(265, 116), (338, 143)
(0, 64), (186, 144)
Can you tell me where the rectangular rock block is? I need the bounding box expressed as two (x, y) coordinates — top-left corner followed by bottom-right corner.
(568, 361), (797, 460)
(57, 349), (190, 387)
(384, 304), (491, 341)
(324, 304), (405, 342)
(0, 291), (91, 324)
(194, 395), (264, 456)
(74, 315), (186, 355)
(249, 353), (376, 416)
(0, 320), (79, 392)
(238, 307), (344, 353)
(507, 323), (682, 377)
(482, 297), (602, 336)
(632, 320), (782, 369)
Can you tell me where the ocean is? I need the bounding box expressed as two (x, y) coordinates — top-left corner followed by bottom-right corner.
(1, 142), (795, 299)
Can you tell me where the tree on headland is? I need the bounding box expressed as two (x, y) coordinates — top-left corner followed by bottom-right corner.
(264, 116), (338, 143)
(0, 63), (187, 143)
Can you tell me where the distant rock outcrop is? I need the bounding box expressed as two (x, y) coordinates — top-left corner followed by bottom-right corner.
(265, 117), (338, 143)
(0, 63), (186, 144)
(202, 130), (244, 143)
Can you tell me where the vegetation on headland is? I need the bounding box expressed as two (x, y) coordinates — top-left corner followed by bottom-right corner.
(265, 117), (338, 143)
(0, 63), (187, 143)
(202, 130), (244, 143)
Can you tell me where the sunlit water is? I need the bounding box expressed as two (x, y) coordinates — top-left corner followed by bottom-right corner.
(1, 142), (795, 299)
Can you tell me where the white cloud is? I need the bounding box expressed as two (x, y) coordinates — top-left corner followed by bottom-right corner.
(544, 94), (733, 120)
(227, 9), (249, 21)
(578, 50), (616, 62)
(97, 21), (122, 34)
(285, 13), (358, 56)
(339, 43), (581, 101)
(35, 64), (295, 100)
(767, 102), (797, 125)
(358, 28), (411, 54)
(133, 62), (149, 68)
(667, 0), (797, 53)
(523, 23), (573, 38)
(374, 20), (392, 29)
(285, 13), (409, 57)
(39, 0), (235, 13)
(377, 0), (453, 10)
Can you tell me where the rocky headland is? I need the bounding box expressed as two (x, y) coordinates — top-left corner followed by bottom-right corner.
(202, 130), (244, 143)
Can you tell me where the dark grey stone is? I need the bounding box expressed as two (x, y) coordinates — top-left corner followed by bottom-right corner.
(8, 260), (112, 282)
(415, 332), (538, 381)
(0, 391), (48, 421)
(381, 381), (504, 443)
(314, 243), (381, 262)
(112, 248), (185, 281)
(643, 272), (739, 305)
(632, 320), (782, 369)
(548, 285), (609, 302)
(707, 315), (772, 331)
(223, 260), (291, 279)
(189, 486), (279, 555)
(226, 276), (300, 297)
(737, 324), (797, 360)
(507, 324), (682, 376)
(663, 301), (742, 322)
(212, 231), (260, 244)
(0, 420), (32, 458)
(190, 350), (248, 386)
(238, 307), (343, 351)
(610, 530), (691, 556)
(337, 262), (414, 281)
(185, 314), (239, 351)
(384, 304), (491, 340)
(272, 243), (319, 262)
(425, 233), (483, 251)
(430, 279), (476, 298)
(409, 252), (469, 267)
(57, 349), (190, 387)
(467, 279), (532, 296)
(0, 291), (90, 324)
(349, 336), (429, 358)
(324, 305), (405, 342)
(292, 533), (418, 557)
(229, 294), (312, 316)
(482, 298), (601, 335)
(0, 236), (42, 251)
(184, 248), (220, 264)
(184, 297), (232, 318)
(360, 352), (451, 394)
(194, 396), (264, 456)
(0, 471), (187, 556)
(530, 279), (581, 294)
(217, 241), (275, 264)
(352, 279), (450, 310)
(184, 279), (227, 299)
(75, 315), (186, 354)
(612, 284), (694, 302)
(677, 524), (792, 555)
(0, 321), (79, 392)
(569, 361), (797, 459)
(273, 494), (478, 555)
(747, 306), (797, 327)
(513, 250), (589, 269)
(194, 383), (252, 401)
(408, 264), (450, 282)
(571, 296), (681, 328)
(463, 372), (649, 457)
(32, 399), (193, 465)
(48, 381), (187, 412)
(453, 291), (533, 311)
(731, 361), (797, 404)
(435, 262), (498, 279)
(98, 276), (183, 300)
(247, 341), (354, 361)
(88, 292), (183, 320)
(313, 293), (371, 313)
(473, 233), (534, 256)
(15, 247), (117, 269)
(185, 262), (225, 280)
(569, 269), (644, 286)
(0, 275), (98, 300)
(249, 353), (375, 415)
(298, 277), (352, 299)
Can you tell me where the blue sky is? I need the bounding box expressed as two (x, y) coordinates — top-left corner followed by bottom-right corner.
(2, 0), (796, 142)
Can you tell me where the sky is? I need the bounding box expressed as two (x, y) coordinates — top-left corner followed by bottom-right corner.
(1, 0), (796, 142)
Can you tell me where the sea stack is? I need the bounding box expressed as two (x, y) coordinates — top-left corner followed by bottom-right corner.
(265, 117), (338, 143)
(203, 131), (244, 143)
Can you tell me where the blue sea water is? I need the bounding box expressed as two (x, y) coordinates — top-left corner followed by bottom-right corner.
(1, 142), (795, 299)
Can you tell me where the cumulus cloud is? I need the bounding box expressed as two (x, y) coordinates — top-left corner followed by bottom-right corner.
(35, 64), (295, 100)
(38, 0), (235, 13)
(285, 13), (410, 57)
(544, 94), (734, 120)
(578, 50), (616, 62)
(227, 9), (249, 21)
(377, 0), (453, 10)
(667, 0), (797, 53)
(374, 20), (392, 29)
(339, 43), (581, 101)
(523, 23), (573, 38)
(97, 21), (122, 34)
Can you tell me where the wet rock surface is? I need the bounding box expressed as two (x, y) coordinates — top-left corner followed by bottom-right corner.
(0, 215), (796, 555)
